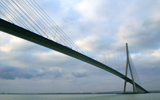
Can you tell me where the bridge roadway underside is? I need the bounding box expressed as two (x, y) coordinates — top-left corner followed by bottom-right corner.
(0, 18), (148, 93)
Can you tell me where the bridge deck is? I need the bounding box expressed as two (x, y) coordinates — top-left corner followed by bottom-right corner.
(0, 18), (148, 93)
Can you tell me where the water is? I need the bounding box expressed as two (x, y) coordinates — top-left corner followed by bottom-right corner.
(0, 93), (160, 100)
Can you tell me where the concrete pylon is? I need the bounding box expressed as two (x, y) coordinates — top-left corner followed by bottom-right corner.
(123, 43), (137, 93)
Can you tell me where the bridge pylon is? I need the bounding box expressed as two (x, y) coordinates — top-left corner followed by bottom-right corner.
(123, 43), (137, 93)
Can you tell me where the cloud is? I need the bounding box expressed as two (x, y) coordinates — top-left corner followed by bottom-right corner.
(0, 32), (51, 53)
(115, 16), (160, 53)
(72, 71), (88, 78)
(1, 0), (160, 93)
(0, 66), (34, 80)
(0, 64), (63, 80)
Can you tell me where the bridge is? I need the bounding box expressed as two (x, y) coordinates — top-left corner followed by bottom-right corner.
(0, 0), (148, 93)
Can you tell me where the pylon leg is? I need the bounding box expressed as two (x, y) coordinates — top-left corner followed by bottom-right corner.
(123, 59), (129, 93)
(123, 43), (137, 93)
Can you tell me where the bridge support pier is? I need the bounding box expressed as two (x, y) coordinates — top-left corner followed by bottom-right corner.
(123, 43), (137, 93)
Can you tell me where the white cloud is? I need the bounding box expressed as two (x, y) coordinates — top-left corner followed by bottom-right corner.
(1, 0), (160, 93)
(75, 35), (98, 52)
(75, 0), (109, 21)
(152, 49), (160, 57)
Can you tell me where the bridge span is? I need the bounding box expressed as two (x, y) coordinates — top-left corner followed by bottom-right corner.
(0, 18), (148, 93)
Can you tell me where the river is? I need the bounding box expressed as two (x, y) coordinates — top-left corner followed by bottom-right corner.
(0, 93), (160, 100)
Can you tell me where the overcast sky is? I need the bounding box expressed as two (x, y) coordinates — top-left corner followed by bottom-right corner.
(0, 0), (160, 93)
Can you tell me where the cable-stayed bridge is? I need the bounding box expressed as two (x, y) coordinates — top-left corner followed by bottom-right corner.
(0, 0), (148, 93)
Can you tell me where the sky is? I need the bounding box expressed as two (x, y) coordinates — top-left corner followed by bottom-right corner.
(0, 0), (160, 93)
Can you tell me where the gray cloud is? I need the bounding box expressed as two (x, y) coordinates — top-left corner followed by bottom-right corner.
(51, 69), (63, 78)
(0, 64), (63, 80)
(113, 15), (160, 55)
(72, 72), (88, 78)
(0, 66), (34, 80)
(0, 0), (160, 93)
